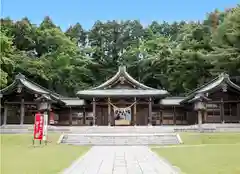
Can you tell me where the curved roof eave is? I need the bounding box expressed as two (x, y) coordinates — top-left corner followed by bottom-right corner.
(20, 78), (49, 95)
(0, 81), (18, 95)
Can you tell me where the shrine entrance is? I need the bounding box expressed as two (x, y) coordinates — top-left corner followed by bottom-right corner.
(109, 101), (135, 126)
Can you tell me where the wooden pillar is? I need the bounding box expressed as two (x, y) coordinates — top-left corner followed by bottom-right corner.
(204, 110), (207, 123)
(20, 98), (24, 125)
(3, 104), (8, 125)
(83, 107), (86, 125)
(69, 107), (72, 126)
(173, 106), (176, 125)
(134, 97), (137, 125)
(160, 110), (163, 125)
(108, 98), (111, 126)
(237, 103), (240, 122)
(92, 98), (96, 126)
(220, 99), (224, 123)
(148, 97), (152, 125)
(183, 111), (187, 124)
(0, 95), (2, 124)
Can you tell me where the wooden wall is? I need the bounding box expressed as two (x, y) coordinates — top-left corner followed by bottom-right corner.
(206, 87), (240, 123)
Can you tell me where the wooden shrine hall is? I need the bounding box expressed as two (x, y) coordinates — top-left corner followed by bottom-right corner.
(1, 66), (240, 126)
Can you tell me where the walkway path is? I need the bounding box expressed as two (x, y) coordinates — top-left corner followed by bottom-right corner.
(62, 146), (179, 174)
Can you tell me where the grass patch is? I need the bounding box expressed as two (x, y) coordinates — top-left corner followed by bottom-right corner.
(180, 132), (240, 145)
(153, 133), (240, 174)
(0, 134), (90, 174)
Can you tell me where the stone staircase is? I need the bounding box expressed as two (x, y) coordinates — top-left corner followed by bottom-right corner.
(59, 133), (182, 146)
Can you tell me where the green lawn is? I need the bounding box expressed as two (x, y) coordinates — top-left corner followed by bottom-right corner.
(153, 133), (240, 174)
(0, 134), (90, 174)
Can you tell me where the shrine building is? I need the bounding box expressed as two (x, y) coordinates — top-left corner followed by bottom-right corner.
(1, 66), (240, 126)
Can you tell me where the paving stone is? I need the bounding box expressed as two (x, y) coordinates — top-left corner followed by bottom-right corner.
(62, 146), (179, 174)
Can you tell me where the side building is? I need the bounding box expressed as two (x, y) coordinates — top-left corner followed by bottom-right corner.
(1, 66), (240, 126)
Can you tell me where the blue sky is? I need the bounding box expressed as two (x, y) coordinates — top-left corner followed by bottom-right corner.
(1, 0), (239, 31)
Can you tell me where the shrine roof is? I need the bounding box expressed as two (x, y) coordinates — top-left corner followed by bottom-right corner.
(181, 73), (240, 103)
(77, 66), (169, 98)
(0, 73), (62, 100)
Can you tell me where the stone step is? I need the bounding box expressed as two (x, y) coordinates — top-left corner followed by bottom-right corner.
(60, 133), (181, 146)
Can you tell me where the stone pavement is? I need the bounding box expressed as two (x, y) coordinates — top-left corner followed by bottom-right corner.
(62, 146), (179, 174)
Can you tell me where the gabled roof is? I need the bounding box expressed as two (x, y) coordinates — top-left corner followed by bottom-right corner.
(77, 66), (169, 98)
(0, 73), (62, 101)
(93, 66), (155, 90)
(181, 73), (240, 103)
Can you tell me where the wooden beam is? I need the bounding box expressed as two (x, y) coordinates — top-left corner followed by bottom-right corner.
(4, 101), (38, 104)
(95, 101), (149, 105)
(208, 100), (240, 104)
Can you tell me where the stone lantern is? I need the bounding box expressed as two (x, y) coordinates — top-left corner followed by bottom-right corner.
(36, 94), (52, 112)
(190, 93), (210, 130)
(194, 100), (206, 111)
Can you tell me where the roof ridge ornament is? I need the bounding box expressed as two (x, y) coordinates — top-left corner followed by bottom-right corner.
(219, 72), (229, 79)
(119, 65), (127, 72)
(15, 73), (25, 80)
(222, 82), (227, 92)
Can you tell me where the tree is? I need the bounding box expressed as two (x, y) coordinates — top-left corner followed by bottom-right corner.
(1, 4), (239, 96)
(210, 5), (240, 76)
(65, 23), (86, 46)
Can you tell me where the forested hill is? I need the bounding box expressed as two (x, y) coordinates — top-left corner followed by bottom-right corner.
(1, 5), (240, 97)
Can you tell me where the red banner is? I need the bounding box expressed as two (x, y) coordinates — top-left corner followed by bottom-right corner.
(34, 113), (44, 140)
